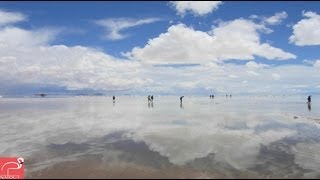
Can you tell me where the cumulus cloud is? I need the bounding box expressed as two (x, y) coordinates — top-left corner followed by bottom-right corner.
(250, 11), (288, 26)
(125, 19), (296, 64)
(314, 60), (320, 68)
(133, 61), (320, 94)
(0, 9), (27, 26)
(0, 26), (58, 48)
(0, 9), (318, 95)
(263, 11), (288, 25)
(170, 1), (222, 17)
(289, 11), (320, 46)
(245, 61), (269, 69)
(95, 17), (161, 40)
(0, 26), (149, 92)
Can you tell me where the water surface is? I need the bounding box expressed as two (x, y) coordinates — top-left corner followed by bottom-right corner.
(0, 95), (319, 178)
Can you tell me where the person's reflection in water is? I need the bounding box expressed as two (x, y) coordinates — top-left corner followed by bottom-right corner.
(308, 102), (311, 111)
(148, 101), (153, 108)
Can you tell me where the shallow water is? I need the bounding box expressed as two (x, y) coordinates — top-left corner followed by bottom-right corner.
(0, 95), (320, 178)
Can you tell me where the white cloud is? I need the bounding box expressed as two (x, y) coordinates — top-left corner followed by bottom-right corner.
(125, 19), (296, 64)
(245, 61), (269, 69)
(0, 9), (27, 26)
(314, 60), (320, 68)
(289, 11), (320, 46)
(263, 11), (288, 25)
(247, 70), (260, 76)
(302, 59), (314, 65)
(229, 74), (238, 78)
(0, 9), (318, 95)
(0, 25), (149, 91)
(272, 73), (281, 80)
(95, 17), (161, 40)
(170, 1), (222, 17)
(249, 14), (259, 20)
(0, 26), (58, 48)
(249, 11), (288, 26)
(134, 61), (320, 94)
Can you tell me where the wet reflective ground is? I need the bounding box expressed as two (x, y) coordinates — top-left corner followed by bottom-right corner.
(0, 95), (320, 178)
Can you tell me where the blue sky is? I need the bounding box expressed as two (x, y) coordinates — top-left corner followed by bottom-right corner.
(1, 1), (318, 59)
(0, 1), (320, 95)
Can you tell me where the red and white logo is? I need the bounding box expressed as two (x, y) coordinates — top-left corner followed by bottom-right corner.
(0, 157), (24, 179)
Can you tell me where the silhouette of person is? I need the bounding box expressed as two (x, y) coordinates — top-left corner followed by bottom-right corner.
(307, 95), (311, 103)
(113, 96), (115, 102)
(212, 94), (214, 99)
(180, 96), (184, 103)
(148, 95), (151, 102)
(151, 95), (154, 102)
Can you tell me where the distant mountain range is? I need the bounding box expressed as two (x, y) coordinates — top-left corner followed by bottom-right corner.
(0, 83), (318, 97)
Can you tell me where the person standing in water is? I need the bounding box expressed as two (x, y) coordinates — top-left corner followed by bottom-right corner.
(113, 96), (115, 103)
(307, 95), (311, 103)
(147, 95), (153, 108)
(180, 96), (184, 109)
(180, 96), (184, 103)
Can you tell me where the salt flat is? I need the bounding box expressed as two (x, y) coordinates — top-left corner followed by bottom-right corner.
(0, 95), (319, 178)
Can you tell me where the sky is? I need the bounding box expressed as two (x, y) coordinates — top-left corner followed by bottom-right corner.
(0, 1), (320, 96)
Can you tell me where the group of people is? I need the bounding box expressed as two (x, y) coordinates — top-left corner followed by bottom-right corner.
(226, 94), (232, 98)
(111, 95), (313, 110)
(308, 95), (312, 103)
(147, 95), (154, 108)
(148, 95), (154, 102)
